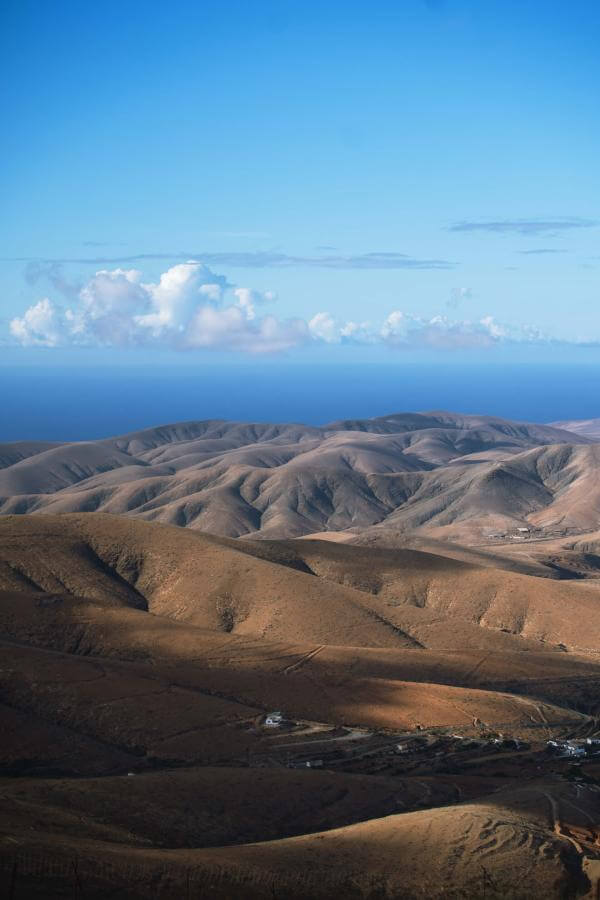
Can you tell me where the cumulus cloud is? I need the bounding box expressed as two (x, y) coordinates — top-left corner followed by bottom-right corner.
(380, 311), (495, 349)
(9, 298), (65, 347)
(382, 311), (551, 348)
(8, 260), (588, 354)
(309, 313), (374, 344)
(339, 320), (373, 341)
(9, 261), (306, 355)
(309, 312), (339, 343)
(185, 306), (307, 353)
(307, 309), (552, 350)
(233, 287), (276, 321)
(133, 262), (228, 336)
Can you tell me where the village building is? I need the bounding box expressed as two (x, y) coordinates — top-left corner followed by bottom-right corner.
(264, 711), (284, 727)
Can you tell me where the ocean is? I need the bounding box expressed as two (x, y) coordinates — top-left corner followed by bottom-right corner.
(1, 363), (599, 441)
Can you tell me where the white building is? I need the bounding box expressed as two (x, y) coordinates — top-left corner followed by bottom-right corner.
(565, 745), (586, 758)
(264, 711), (283, 727)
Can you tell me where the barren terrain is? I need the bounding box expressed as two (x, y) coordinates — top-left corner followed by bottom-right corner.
(1, 411), (599, 543)
(2, 414), (600, 897)
(0, 509), (599, 897)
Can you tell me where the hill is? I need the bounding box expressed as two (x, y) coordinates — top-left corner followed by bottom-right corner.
(0, 411), (595, 542)
(1, 512), (600, 898)
(2, 773), (599, 898)
(3, 513), (600, 652)
(552, 418), (600, 440)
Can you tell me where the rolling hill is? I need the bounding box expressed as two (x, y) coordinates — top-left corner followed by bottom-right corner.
(552, 418), (600, 440)
(2, 436), (600, 897)
(3, 513), (600, 652)
(0, 411), (597, 542)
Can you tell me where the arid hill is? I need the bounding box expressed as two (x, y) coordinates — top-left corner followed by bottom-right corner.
(0, 411), (597, 541)
(3, 775), (599, 899)
(552, 417), (600, 440)
(3, 513), (600, 652)
(1, 512), (600, 898)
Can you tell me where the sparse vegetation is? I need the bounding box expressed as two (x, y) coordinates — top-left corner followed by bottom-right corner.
(1, 498), (599, 898)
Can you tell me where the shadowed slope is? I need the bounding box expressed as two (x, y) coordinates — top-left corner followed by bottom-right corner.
(2, 778), (598, 899)
(3, 767), (485, 849)
(2, 590), (598, 736)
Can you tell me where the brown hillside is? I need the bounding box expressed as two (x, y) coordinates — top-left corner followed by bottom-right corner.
(3, 513), (600, 653)
(2, 780), (598, 898)
(0, 411), (594, 541)
(1, 511), (600, 899)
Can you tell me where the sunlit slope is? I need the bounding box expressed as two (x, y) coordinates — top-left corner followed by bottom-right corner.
(2, 590), (598, 742)
(0, 412), (595, 540)
(552, 417), (600, 440)
(2, 514), (600, 652)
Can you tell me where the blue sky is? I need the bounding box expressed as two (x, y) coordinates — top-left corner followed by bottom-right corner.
(1, 0), (599, 378)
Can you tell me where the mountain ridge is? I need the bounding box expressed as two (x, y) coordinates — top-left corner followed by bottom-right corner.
(0, 411), (597, 542)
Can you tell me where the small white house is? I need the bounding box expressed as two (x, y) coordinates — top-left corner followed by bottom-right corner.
(565, 745), (586, 758)
(265, 711), (283, 727)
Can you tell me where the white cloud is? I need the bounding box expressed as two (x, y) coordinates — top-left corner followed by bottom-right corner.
(7, 261), (565, 355)
(309, 311), (340, 343)
(72, 268), (146, 344)
(382, 311), (513, 349)
(135, 261), (228, 335)
(233, 287), (276, 321)
(80, 268), (143, 317)
(339, 320), (373, 341)
(479, 315), (506, 339)
(309, 308), (551, 350)
(9, 298), (64, 346)
(381, 310), (410, 341)
(310, 311), (378, 344)
(199, 283), (223, 303)
(9, 261), (307, 354)
(186, 306), (307, 354)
